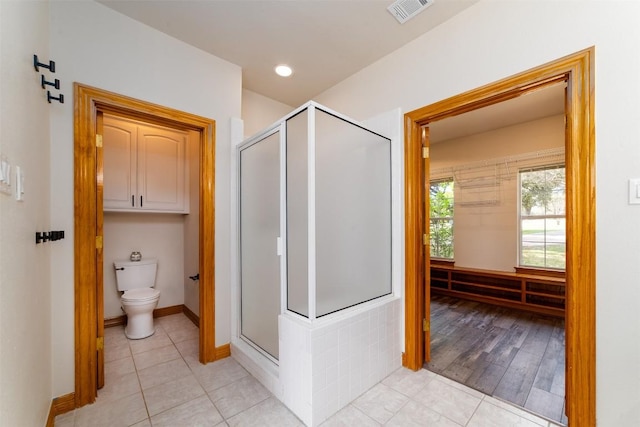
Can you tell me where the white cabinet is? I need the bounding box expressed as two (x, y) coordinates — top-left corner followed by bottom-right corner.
(103, 115), (189, 213)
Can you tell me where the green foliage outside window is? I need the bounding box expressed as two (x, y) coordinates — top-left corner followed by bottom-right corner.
(429, 179), (454, 259)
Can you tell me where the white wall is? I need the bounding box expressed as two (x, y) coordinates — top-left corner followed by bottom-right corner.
(49, 0), (241, 397)
(0, 1), (52, 425)
(431, 115), (564, 271)
(103, 213), (186, 318)
(241, 89), (293, 138)
(316, 1), (640, 424)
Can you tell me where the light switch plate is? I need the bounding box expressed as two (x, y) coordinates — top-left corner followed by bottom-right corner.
(0, 156), (11, 195)
(629, 178), (640, 204)
(15, 166), (24, 201)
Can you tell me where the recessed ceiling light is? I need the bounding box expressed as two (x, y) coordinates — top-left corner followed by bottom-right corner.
(275, 64), (293, 77)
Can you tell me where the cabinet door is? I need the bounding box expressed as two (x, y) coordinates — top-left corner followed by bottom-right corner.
(103, 118), (137, 210)
(137, 124), (188, 212)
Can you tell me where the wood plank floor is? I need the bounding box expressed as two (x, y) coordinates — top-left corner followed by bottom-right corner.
(425, 294), (567, 425)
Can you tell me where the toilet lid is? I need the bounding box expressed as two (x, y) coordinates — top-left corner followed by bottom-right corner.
(121, 288), (160, 302)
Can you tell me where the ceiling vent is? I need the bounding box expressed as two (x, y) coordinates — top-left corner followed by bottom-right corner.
(387, 0), (435, 24)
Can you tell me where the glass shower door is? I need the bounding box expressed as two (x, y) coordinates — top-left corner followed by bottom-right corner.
(239, 130), (281, 360)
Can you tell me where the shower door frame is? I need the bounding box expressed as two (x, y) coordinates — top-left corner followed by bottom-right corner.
(234, 102), (396, 366)
(237, 124), (285, 365)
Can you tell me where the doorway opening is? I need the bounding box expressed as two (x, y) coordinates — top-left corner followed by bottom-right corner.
(403, 48), (595, 426)
(424, 82), (568, 423)
(73, 84), (217, 408)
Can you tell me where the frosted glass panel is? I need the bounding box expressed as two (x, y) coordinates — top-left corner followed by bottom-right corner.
(286, 110), (309, 317)
(315, 109), (392, 317)
(240, 132), (280, 359)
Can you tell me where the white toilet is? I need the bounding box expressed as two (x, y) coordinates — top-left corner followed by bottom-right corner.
(114, 258), (161, 339)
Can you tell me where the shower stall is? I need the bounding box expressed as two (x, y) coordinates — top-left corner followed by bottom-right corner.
(234, 102), (401, 425)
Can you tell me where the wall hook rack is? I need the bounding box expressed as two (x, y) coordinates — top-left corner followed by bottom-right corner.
(34, 54), (63, 105)
(35, 230), (65, 244)
(33, 54), (55, 73)
(41, 75), (60, 90)
(47, 91), (64, 104)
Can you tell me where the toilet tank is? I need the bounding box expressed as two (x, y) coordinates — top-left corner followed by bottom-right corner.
(114, 258), (158, 291)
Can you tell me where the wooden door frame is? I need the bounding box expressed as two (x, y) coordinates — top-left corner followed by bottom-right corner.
(73, 83), (217, 407)
(403, 48), (595, 426)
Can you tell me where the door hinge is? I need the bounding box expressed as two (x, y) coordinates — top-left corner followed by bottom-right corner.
(423, 318), (430, 332)
(96, 235), (103, 249)
(422, 146), (429, 159)
(96, 336), (104, 351)
(422, 233), (428, 246)
(96, 134), (103, 148)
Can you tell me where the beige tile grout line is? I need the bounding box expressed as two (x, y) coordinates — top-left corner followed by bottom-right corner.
(128, 332), (151, 424)
(71, 316), (563, 427)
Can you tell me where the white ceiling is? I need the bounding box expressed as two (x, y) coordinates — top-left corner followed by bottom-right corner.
(96, 0), (564, 139)
(429, 82), (566, 143)
(97, 0), (480, 107)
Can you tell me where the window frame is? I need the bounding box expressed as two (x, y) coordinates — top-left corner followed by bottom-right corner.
(517, 164), (566, 270)
(429, 177), (454, 260)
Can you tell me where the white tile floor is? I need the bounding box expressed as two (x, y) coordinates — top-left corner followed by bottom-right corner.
(54, 313), (564, 426)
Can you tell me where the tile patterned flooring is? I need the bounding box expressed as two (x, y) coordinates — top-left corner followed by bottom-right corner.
(426, 295), (567, 424)
(55, 313), (563, 426)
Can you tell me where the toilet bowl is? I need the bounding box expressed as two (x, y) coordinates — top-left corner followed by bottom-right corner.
(121, 288), (160, 339)
(114, 258), (160, 340)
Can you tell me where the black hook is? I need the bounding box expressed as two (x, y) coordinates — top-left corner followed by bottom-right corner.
(41, 75), (60, 90)
(33, 54), (55, 73)
(47, 91), (64, 104)
(189, 274), (199, 281)
(50, 230), (65, 241)
(36, 230), (65, 244)
(35, 232), (50, 244)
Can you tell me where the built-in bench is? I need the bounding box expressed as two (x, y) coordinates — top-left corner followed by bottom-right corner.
(430, 264), (565, 317)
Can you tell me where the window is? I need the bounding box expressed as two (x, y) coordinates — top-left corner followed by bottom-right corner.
(429, 179), (454, 259)
(519, 165), (566, 269)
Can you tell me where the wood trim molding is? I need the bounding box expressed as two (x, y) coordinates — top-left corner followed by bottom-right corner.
(215, 343), (231, 359)
(199, 117), (216, 364)
(153, 305), (183, 318)
(74, 83), (99, 407)
(514, 266), (566, 278)
(74, 83), (217, 408)
(403, 48), (595, 426)
(564, 47), (596, 427)
(430, 259), (454, 267)
(46, 393), (75, 427)
(104, 315), (126, 328)
(403, 115), (425, 371)
(105, 305), (187, 328)
(183, 304), (200, 327)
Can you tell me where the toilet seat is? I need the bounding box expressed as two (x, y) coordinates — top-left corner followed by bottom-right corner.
(121, 288), (160, 303)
